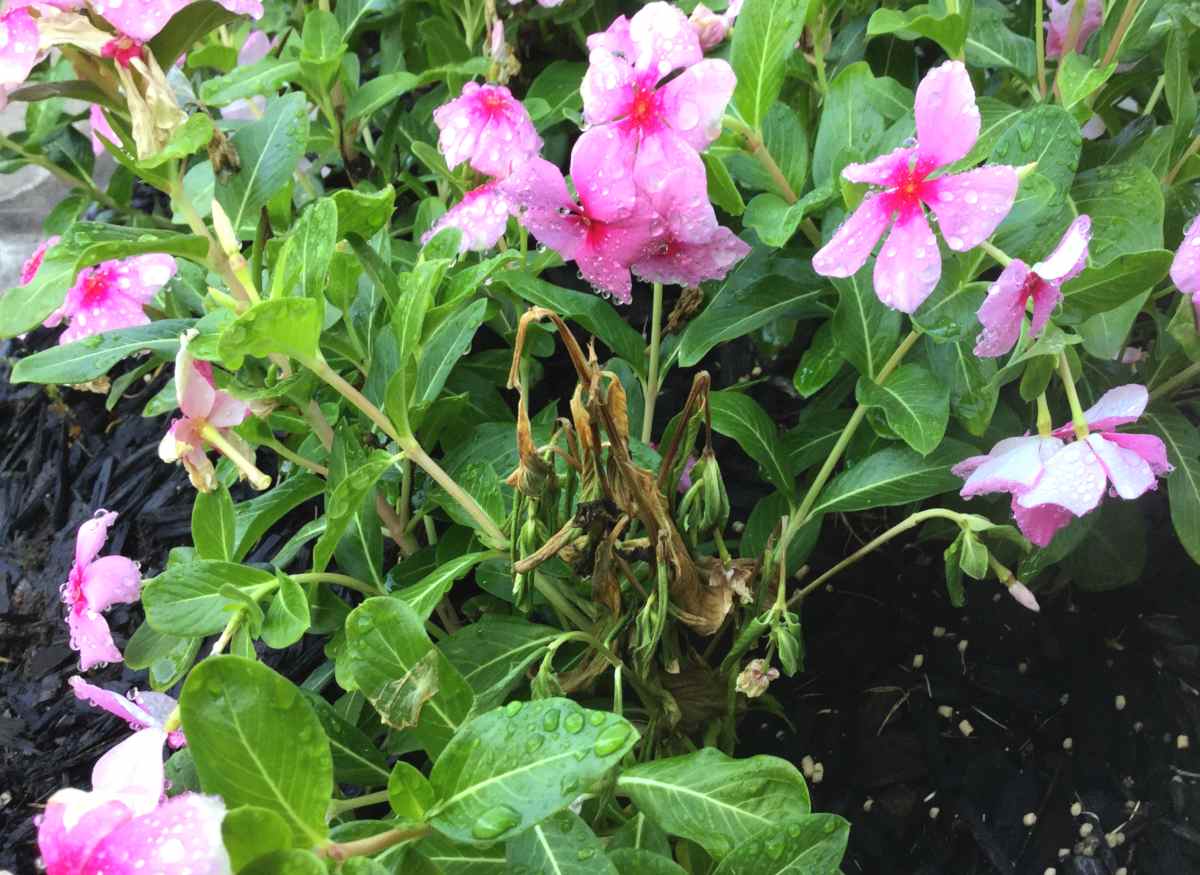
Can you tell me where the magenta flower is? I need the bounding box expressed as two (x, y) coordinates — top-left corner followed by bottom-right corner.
(89, 104), (119, 155)
(69, 676), (185, 747)
(633, 223), (749, 288)
(975, 216), (1091, 357)
(20, 235), (59, 285)
(434, 82), (543, 179)
(62, 510), (141, 671)
(36, 728), (231, 875)
(90, 0), (262, 43)
(812, 61), (1018, 313)
(1045, 0), (1103, 60)
(1171, 214), (1200, 323)
(505, 157), (657, 302)
(43, 254), (177, 344)
(0, 6), (38, 108)
(690, 0), (742, 50)
(574, 2), (734, 232)
(423, 180), (516, 253)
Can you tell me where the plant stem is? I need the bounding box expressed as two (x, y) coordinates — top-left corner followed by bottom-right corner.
(789, 509), (966, 606)
(1165, 134), (1200, 186)
(291, 572), (382, 596)
(198, 423), (271, 490)
(641, 282), (664, 444)
(723, 115), (799, 204)
(1100, 0), (1143, 69)
(329, 791), (390, 816)
(268, 438), (328, 477)
(1035, 0), (1048, 98)
(318, 824), (432, 861)
(1036, 393), (1053, 436)
(1142, 74), (1166, 116)
(978, 240), (1013, 267)
(1057, 352), (1089, 439)
(210, 612), (242, 656)
(307, 357), (403, 443)
(1149, 360), (1200, 401)
(534, 572), (593, 631)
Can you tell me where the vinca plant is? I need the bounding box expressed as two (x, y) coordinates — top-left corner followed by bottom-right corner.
(1, 0), (1198, 871)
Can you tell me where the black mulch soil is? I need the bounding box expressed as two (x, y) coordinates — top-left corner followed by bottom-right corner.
(3, 303), (1199, 874)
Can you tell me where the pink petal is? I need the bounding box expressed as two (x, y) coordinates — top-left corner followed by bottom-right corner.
(586, 13), (635, 57)
(85, 794), (231, 875)
(974, 259), (1031, 357)
(922, 166), (1018, 252)
(176, 338), (216, 421)
(433, 82), (541, 178)
(628, 1), (703, 79)
(69, 676), (158, 731)
(1104, 432), (1172, 476)
(120, 254), (178, 302)
(57, 292), (151, 345)
(632, 225), (750, 287)
(689, 3), (730, 50)
(21, 235), (59, 285)
(1045, 0), (1103, 59)
(238, 29), (271, 66)
(633, 129), (715, 243)
(811, 193), (891, 278)
(69, 606), (124, 671)
(571, 125), (639, 223)
(580, 41), (636, 127)
(75, 509), (118, 568)
(842, 145), (917, 186)
(504, 158), (587, 260)
(914, 60), (981, 169)
(956, 435), (1064, 497)
(657, 58), (736, 151)
(576, 211), (659, 304)
(1086, 433), (1156, 499)
(424, 181), (514, 253)
(1011, 498), (1074, 547)
(90, 105), (119, 156)
(92, 727), (167, 806)
(1078, 384), (1149, 432)
(1032, 214), (1091, 283)
(873, 207), (942, 312)
(214, 0), (264, 23)
(38, 796), (135, 875)
(92, 0), (260, 42)
(206, 389), (250, 428)
(81, 555), (141, 612)
(1016, 440), (1107, 517)
(0, 8), (39, 90)
(1171, 215), (1200, 297)
(1028, 279), (1062, 338)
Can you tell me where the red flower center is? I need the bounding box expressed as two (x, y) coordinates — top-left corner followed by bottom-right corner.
(78, 269), (112, 308)
(628, 84), (658, 126)
(101, 36), (144, 68)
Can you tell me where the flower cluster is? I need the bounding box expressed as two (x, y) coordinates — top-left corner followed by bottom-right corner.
(955, 385), (1171, 547)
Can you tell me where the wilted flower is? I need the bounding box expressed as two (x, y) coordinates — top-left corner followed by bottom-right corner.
(735, 658), (779, 698)
(423, 180), (516, 253)
(42, 254), (176, 344)
(975, 216), (1091, 357)
(159, 330), (267, 492)
(61, 510), (141, 671)
(1171, 214), (1200, 323)
(36, 728), (231, 875)
(433, 82), (543, 178)
(812, 61), (1018, 313)
(1045, 0), (1103, 60)
(20, 235), (59, 285)
(69, 677), (185, 747)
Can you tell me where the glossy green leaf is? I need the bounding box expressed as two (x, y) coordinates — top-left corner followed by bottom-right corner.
(222, 806), (293, 871)
(262, 572), (310, 648)
(233, 474), (325, 560)
(346, 72), (420, 122)
(831, 268), (902, 380)
(741, 185), (837, 249)
(313, 450), (395, 573)
(417, 834), (506, 873)
(525, 61), (585, 129)
(395, 551), (495, 621)
(416, 298), (488, 406)
(709, 390), (793, 496)
(793, 323), (844, 398)
(139, 113), (214, 168)
(812, 441), (974, 514)
(192, 482), (236, 561)
(813, 63), (885, 186)
(332, 187), (397, 240)
(731, 0), (812, 131)
(10, 319), (191, 384)
(507, 811), (617, 875)
(301, 691), (391, 786)
(274, 198), (339, 302)
(1143, 406), (1200, 566)
(389, 761), (435, 819)
(198, 59), (300, 105)
(712, 814), (850, 874)
(149, 1), (240, 67)
(1071, 165), (1164, 263)
(966, 7), (1035, 77)
(219, 298), (322, 368)
(240, 850), (327, 874)
(142, 560), (276, 636)
(1055, 53), (1116, 111)
(300, 10), (346, 89)
(1060, 249), (1172, 319)
(867, 3), (967, 58)
(855, 364), (949, 455)
(440, 614), (560, 711)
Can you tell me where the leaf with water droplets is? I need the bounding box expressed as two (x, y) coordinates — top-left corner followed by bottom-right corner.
(711, 814), (850, 874)
(506, 811), (618, 875)
(428, 698), (637, 845)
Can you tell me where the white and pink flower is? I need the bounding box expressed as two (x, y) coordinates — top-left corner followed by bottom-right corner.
(42, 254), (176, 344)
(61, 510), (141, 671)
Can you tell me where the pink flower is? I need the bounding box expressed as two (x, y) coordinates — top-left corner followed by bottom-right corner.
(975, 216), (1091, 357)
(221, 30), (271, 120)
(505, 156), (657, 302)
(1045, 0), (1103, 60)
(1170, 214), (1200, 323)
(0, 6), (38, 108)
(36, 728), (231, 875)
(20, 235), (59, 285)
(61, 510), (141, 671)
(423, 181), (515, 253)
(574, 3), (734, 233)
(158, 330), (261, 493)
(433, 82), (542, 178)
(42, 254), (177, 345)
(812, 61), (1018, 313)
(690, 0), (741, 50)
(90, 0), (263, 43)
(735, 658), (779, 698)
(89, 104), (119, 155)
(69, 677), (185, 747)
(633, 223), (749, 288)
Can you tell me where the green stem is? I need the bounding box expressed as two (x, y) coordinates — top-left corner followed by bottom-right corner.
(723, 115), (800, 205)
(534, 572), (593, 630)
(1143, 75), (1166, 116)
(1035, 0), (1048, 98)
(1057, 352), (1089, 439)
(978, 240), (1013, 267)
(1149, 360), (1200, 401)
(641, 282), (664, 444)
(318, 824), (432, 861)
(328, 790), (390, 816)
(306, 357), (402, 443)
(1165, 134), (1200, 186)
(210, 612), (242, 656)
(1036, 393), (1053, 437)
(789, 509), (967, 606)
(291, 572), (383, 596)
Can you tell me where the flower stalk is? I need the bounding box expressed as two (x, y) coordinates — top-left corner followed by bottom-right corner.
(642, 281), (664, 444)
(1057, 352), (1089, 439)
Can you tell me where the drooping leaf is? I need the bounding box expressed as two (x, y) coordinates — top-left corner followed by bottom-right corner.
(709, 390), (794, 496)
(11, 319), (192, 384)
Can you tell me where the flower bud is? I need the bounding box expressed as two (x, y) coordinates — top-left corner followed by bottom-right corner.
(1007, 580), (1041, 612)
(689, 4), (729, 50)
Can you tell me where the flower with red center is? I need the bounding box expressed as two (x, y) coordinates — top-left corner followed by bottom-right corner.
(433, 81), (543, 179)
(504, 156), (658, 302)
(975, 216), (1091, 357)
(422, 180), (516, 253)
(812, 61), (1019, 313)
(69, 677), (185, 748)
(20, 234), (59, 284)
(1170, 214), (1200, 323)
(1045, 0), (1103, 60)
(36, 728), (231, 875)
(42, 253), (176, 345)
(61, 510), (141, 671)
(573, 2), (735, 236)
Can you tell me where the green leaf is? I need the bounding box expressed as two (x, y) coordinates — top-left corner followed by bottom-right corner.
(415, 299), (487, 406)
(389, 761), (435, 819)
(262, 572), (310, 648)
(609, 849), (687, 875)
(192, 482), (236, 561)
(139, 113), (213, 168)
(428, 698), (638, 845)
(1066, 500), (1146, 590)
(792, 324), (844, 398)
(200, 59), (303, 106)
(812, 441), (974, 514)
(300, 10), (346, 89)
(616, 748), (811, 861)
(926, 340), (997, 436)
(609, 813), (673, 857)
(346, 72), (420, 122)
(143, 561), (276, 636)
(181, 656), (332, 844)
(1143, 406), (1200, 566)
(10, 319), (191, 384)
(313, 450), (395, 573)
(855, 364), (949, 455)
(988, 105), (1080, 200)
(813, 63), (885, 186)
(831, 268), (902, 380)
(1079, 291), (1149, 360)
(215, 92), (309, 236)
(709, 390), (793, 496)
(332, 187), (397, 240)
(300, 691), (391, 785)
(395, 551), (494, 621)
(525, 61), (585, 130)
(1071, 164), (1164, 263)
(440, 614), (560, 711)
(344, 597), (474, 756)
(712, 814), (851, 874)
(966, 7), (1035, 77)
(149, 1), (240, 68)
(233, 474), (325, 560)
(730, 0), (812, 131)
(959, 530), (989, 580)
(867, 3), (967, 58)
(219, 298), (322, 368)
(275, 199), (339, 301)
(507, 811), (618, 875)
(705, 153), (746, 216)
(1165, 26), (1196, 150)
(240, 849), (327, 874)
(1055, 53), (1116, 111)
(1060, 249), (1172, 319)
(742, 185), (837, 249)
(417, 834), (506, 873)
(222, 806), (293, 871)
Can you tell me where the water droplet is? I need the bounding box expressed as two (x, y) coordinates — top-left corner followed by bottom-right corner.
(577, 848), (596, 860)
(765, 839), (785, 860)
(588, 712), (605, 727)
(593, 723), (632, 757)
(542, 709), (560, 732)
(823, 819), (838, 833)
(560, 775), (579, 795)
(563, 712), (585, 734)
(787, 823), (802, 838)
(472, 804), (521, 840)
(525, 734), (544, 753)
(505, 701), (524, 717)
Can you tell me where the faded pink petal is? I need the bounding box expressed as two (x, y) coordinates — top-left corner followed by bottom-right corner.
(80, 556), (141, 612)
(1086, 432), (1157, 499)
(20, 235), (59, 285)
(974, 260), (1031, 357)
(571, 125), (640, 223)
(632, 224), (750, 287)
(205, 388), (249, 429)
(627, 1), (703, 77)
(1171, 215), (1200, 316)
(70, 677), (183, 747)
(0, 7), (38, 92)
(656, 58), (736, 152)
(89, 105), (118, 156)
(1075, 383), (1148, 433)
(842, 146), (916, 186)
(914, 60), (980, 169)
(1032, 215), (1091, 283)
(1016, 439), (1107, 517)
(238, 29), (271, 66)
(922, 166), (1018, 252)
(424, 181), (514, 253)
(873, 206), (942, 312)
(68, 607), (123, 671)
(90, 727), (167, 810)
(75, 509), (118, 568)
(1104, 432), (1172, 476)
(1010, 498), (1074, 548)
(955, 435), (1064, 498)
(177, 358), (215, 421)
(433, 82), (542, 178)
(811, 193), (891, 278)
(86, 794), (231, 875)
(1045, 0), (1103, 60)
(91, 0), (262, 43)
